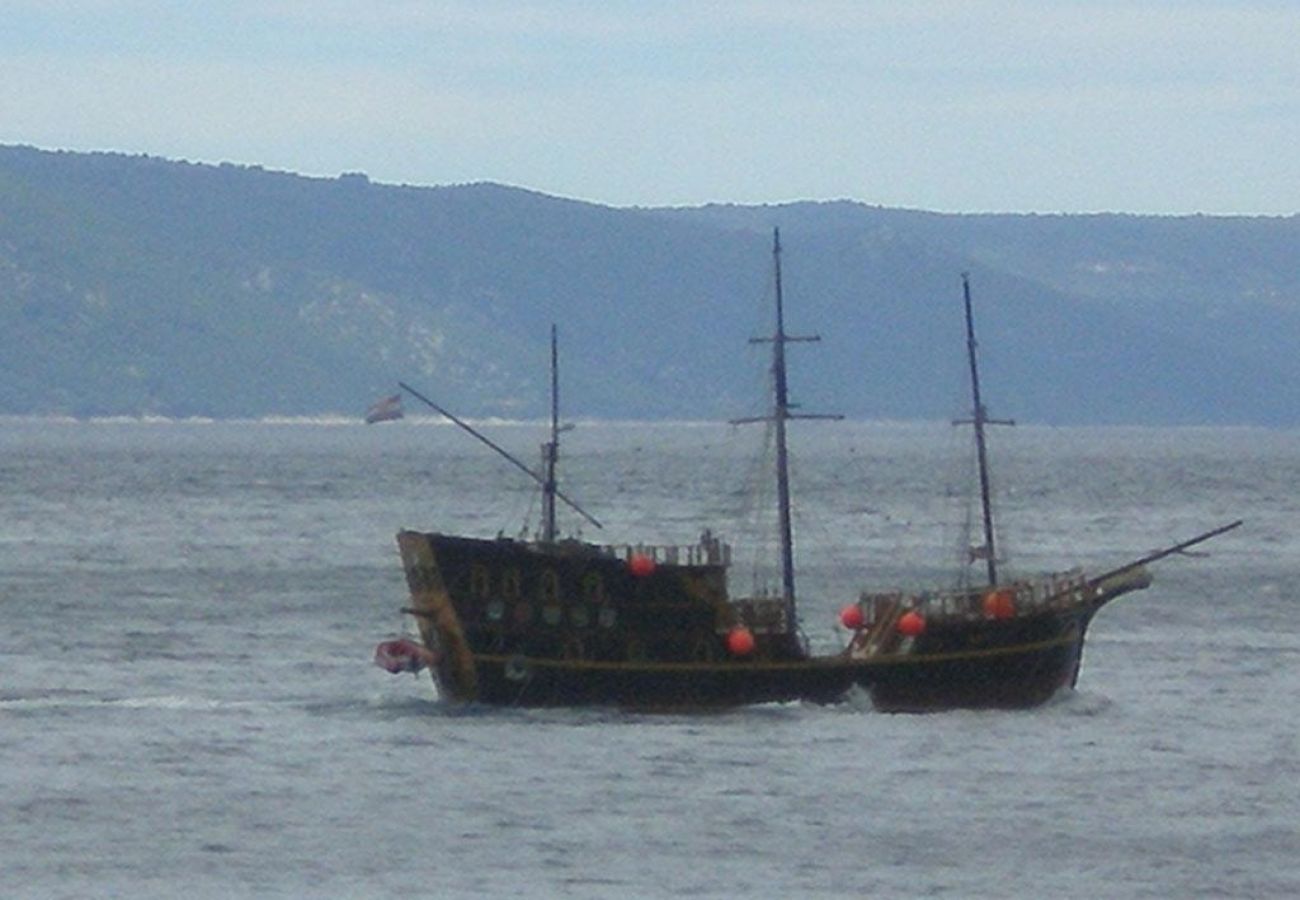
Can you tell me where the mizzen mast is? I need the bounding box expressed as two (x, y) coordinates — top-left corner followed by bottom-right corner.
(957, 273), (1013, 586)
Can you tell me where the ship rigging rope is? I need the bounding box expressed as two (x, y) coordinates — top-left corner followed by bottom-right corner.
(730, 415), (780, 598)
(950, 418), (984, 591)
(518, 474), (541, 540)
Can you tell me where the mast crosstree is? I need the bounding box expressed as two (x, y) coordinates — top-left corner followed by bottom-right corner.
(733, 228), (841, 624)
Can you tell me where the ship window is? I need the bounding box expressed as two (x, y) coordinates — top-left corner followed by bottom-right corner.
(502, 568), (521, 601)
(470, 564), (491, 599)
(538, 569), (560, 605)
(582, 572), (606, 605)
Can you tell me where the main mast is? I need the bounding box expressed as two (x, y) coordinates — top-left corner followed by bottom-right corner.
(770, 230), (797, 608)
(960, 273), (1012, 586)
(736, 228), (840, 624)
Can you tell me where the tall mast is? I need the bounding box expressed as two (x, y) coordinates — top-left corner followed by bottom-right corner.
(735, 228), (840, 624)
(540, 324), (560, 544)
(770, 230), (797, 608)
(960, 273), (1012, 586)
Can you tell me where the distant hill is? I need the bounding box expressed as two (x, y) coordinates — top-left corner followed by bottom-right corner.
(2, 144), (1298, 424)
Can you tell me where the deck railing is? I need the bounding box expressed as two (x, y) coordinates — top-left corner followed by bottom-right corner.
(597, 538), (732, 568)
(595, 533), (733, 569)
(855, 568), (1090, 625)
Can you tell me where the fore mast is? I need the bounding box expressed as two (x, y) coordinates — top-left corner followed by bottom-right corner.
(399, 324), (600, 543)
(539, 324), (561, 544)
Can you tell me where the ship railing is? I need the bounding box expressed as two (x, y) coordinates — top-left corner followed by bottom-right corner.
(718, 595), (790, 635)
(855, 568), (1090, 625)
(597, 537), (732, 568)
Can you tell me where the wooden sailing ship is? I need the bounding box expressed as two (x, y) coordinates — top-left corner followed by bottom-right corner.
(385, 232), (1238, 711)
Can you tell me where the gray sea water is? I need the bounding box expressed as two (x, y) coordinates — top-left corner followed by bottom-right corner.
(2, 418), (1297, 899)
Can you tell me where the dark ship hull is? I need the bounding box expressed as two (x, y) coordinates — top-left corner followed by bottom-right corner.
(448, 653), (856, 709)
(850, 589), (1133, 712)
(396, 529), (1151, 712)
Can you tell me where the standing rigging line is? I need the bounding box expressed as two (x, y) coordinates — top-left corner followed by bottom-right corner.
(399, 362), (602, 534)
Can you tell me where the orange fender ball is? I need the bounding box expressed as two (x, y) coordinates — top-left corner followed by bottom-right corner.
(726, 626), (756, 656)
(840, 604), (865, 630)
(627, 553), (656, 578)
(897, 610), (926, 637)
(982, 590), (1016, 620)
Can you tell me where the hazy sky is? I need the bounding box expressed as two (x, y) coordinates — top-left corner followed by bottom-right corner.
(3, 1), (1297, 214)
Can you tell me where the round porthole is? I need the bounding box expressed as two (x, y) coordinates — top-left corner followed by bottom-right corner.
(504, 656), (529, 682)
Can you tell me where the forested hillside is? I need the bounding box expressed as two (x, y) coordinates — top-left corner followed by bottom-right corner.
(2, 144), (1297, 424)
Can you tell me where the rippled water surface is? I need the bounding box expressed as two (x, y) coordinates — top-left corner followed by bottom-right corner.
(2, 419), (1297, 898)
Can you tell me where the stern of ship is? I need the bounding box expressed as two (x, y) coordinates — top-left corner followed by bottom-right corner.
(396, 530), (480, 702)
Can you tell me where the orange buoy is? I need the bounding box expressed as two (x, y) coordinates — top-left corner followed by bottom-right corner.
(897, 610), (926, 637)
(982, 589), (1016, 620)
(627, 553), (656, 578)
(726, 626), (756, 656)
(839, 604), (865, 630)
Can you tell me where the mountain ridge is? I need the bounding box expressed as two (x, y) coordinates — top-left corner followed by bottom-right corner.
(2, 144), (1297, 425)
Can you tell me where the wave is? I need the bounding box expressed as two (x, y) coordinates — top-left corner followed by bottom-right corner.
(0, 692), (271, 713)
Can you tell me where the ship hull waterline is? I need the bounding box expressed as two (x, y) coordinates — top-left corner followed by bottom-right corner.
(396, 531), (1143, 713)
(420, 623), (1103, 712)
